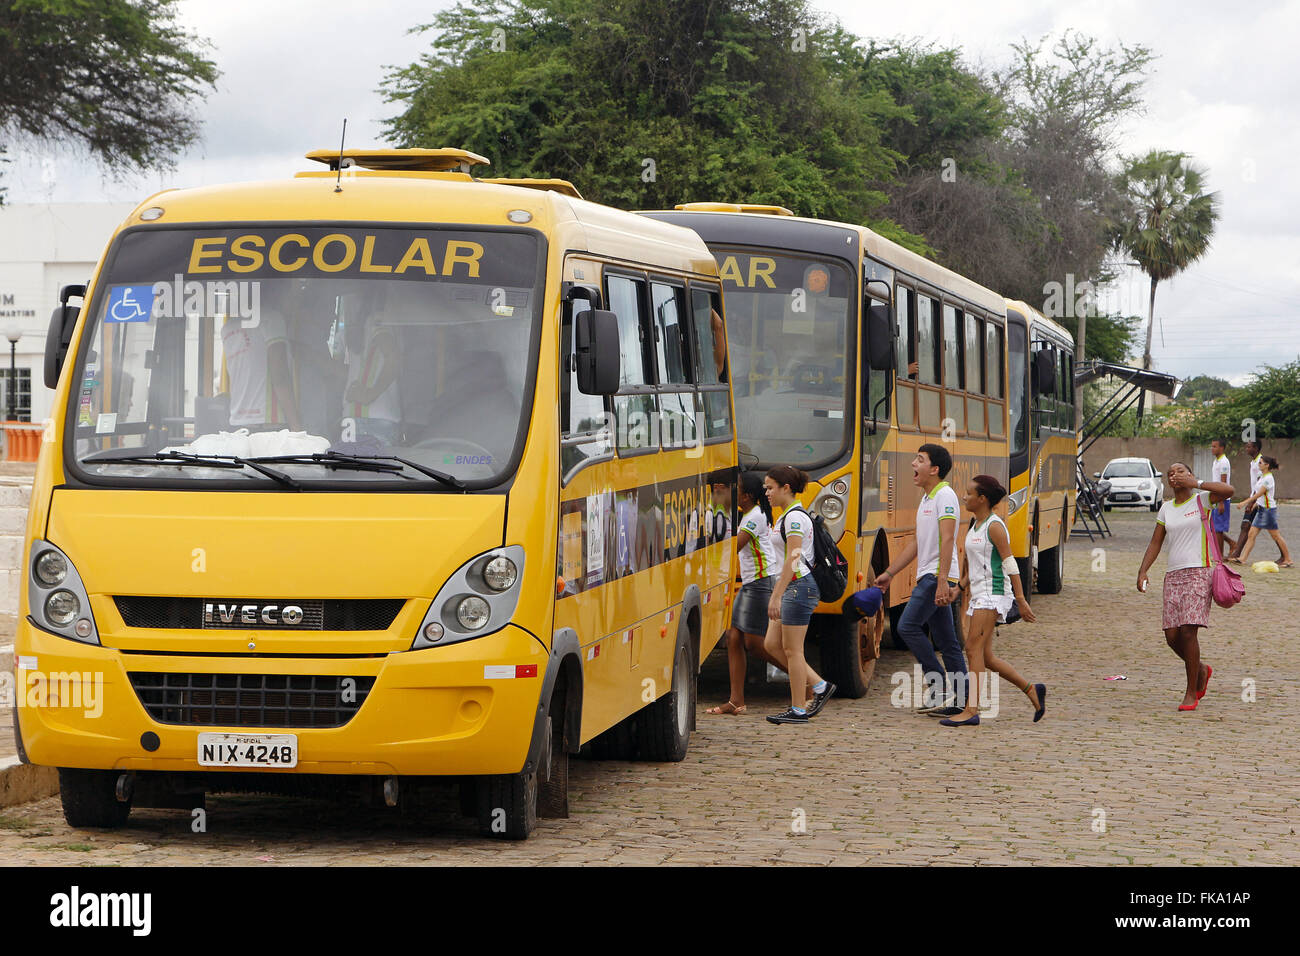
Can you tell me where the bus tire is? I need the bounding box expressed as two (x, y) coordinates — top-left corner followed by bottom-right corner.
(1037, 522), (1066, 594)
(888, 602), (906, 650)
(59, 768), (131, 829)
(586, 714), (638, 760)
(817, 613), (872, 699)
(536, 709), (570, 819)
(638, 639), (694, 762)
(474, 763), (538, 840)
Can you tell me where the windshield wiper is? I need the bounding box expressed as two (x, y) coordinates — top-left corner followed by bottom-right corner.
(246, 452), (467, 490)
(82, 451), (301, 490)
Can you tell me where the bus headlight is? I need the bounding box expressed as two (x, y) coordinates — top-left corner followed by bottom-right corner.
(28, 540), (100, 645)
(35, 551), (68, 585)
(483, 555), (518, 591)
(456, 596), (491, 630)
(45, 590), (80, 625)
(410, 545), (526, 650)
(819, 496), (844, 521)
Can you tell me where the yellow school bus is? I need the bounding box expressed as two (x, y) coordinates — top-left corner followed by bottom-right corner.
(15, 148), (735, 839)
(1003, 300), (1077, 592)
(643, 204), (1017, 687)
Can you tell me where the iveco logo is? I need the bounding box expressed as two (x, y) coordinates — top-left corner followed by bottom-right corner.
(203, 603), (305, 626)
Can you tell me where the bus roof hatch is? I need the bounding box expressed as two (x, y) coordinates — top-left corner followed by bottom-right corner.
(673, 202), (794, 216)
(304, 147), (491, 173)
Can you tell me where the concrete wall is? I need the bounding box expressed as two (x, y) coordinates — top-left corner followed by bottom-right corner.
(1082, 437), (1300, 499)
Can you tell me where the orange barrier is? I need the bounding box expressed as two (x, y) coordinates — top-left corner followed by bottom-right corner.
(2, 422), (43, 462)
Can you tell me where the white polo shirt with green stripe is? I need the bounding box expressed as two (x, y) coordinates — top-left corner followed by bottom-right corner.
(737, 505), (780, 584)
(965, 514), (1014, 599)
(916, 480), (961, 579)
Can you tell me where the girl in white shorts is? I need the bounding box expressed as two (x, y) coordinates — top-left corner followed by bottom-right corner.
(945, 475), (1043, 727)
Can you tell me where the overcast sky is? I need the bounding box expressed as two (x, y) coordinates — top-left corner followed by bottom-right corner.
(4, 0), (1297, 385)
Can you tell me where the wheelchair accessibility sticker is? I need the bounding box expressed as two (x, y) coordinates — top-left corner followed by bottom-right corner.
(106, 285), (156, 322)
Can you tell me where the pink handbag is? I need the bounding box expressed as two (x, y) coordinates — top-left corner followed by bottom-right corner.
(1198, 496), (1245, 608)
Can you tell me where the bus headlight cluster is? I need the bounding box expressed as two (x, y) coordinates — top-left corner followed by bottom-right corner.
(28, 541), (99, 645)
(410, 546), (527, 651)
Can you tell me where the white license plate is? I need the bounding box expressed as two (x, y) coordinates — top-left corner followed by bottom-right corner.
(197, 733), (298, 768)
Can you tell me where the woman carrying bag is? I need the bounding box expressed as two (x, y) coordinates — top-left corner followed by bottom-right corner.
(1136, 462), (1234, 711)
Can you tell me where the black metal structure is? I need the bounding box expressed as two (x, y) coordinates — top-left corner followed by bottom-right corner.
(1072, 360), (1182, 540)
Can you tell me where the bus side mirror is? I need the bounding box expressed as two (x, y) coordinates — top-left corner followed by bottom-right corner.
(576, 309), (620, 395)
(44, 284), (85, 389)
(866, 302), (893, 371)
(1033, 349), (1056, 396)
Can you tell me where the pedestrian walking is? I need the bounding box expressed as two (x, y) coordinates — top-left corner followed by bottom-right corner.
(941, 475), (1041, 727)
(706, 471), (814, 715)
(1136, 462), (1234, 710)
(872, 443), (968, 717)
(1227, 440), (1262, 560)
(763, 466), (835, 724)
(1232, 456), (1293, 567)
(1209, 439), (1233, 556)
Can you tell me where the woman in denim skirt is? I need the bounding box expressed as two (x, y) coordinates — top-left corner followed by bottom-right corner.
(706, 471), (813, 715)
(763, 466), (836, 724)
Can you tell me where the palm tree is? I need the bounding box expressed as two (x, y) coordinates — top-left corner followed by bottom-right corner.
(1113, 150), (1220, 420)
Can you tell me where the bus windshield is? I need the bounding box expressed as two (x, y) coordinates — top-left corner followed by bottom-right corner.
(716, 248), (854, 467)
(69, 225), (542, 487)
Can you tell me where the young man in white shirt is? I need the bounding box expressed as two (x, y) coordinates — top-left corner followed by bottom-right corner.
(1228, 440), (1262, 560)
(873, 443), (968, 716)
(1209, 439), (1233, 555)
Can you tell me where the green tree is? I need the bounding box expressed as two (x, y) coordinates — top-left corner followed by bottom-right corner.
(1113, 150), (1221, 376)
(1173, 374), (1234, 406)
(1172, 361), (1300, 446)
(0, 0), (218, 198)
(1077, 312), (1139, 366)
(382, 0), (925, 243)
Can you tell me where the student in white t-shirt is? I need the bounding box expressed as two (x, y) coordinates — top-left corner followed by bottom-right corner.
(220, 299), (300, 431)
(1208, 439), (1233, 556)
(1137, 461), (1234, 710)
(1233, 455), (1293, 567)
(1228, 440), (1262, 559)
(706, 472), (816, 716)
(873, 443), (968, 715)
(761, 466), (835, 724)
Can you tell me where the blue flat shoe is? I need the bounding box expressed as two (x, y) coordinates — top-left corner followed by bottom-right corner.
(939, 714), (980, 727)
(1033, 683), (1047, 722)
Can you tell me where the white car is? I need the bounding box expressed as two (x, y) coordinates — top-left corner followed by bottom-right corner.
(1097, 457), (1164, 512)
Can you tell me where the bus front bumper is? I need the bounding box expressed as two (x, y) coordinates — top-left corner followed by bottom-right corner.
(13, 621), (548, 777)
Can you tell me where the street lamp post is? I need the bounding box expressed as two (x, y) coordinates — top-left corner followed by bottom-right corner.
(5, 328), (20, 422)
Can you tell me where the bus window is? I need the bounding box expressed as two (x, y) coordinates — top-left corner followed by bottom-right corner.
(606, 274), (657, 455)
(917, 295), (938, 385)
(865, 292), (890, 422)
(1007, 321), (1028, 457)
(1060, 349), (1074, 429)
(895, 286), (914, 375)
(984, 322), (1003, 399)
(689, 287), (731, 441)
(652, 281), (695, 448)
(561, 293), (613, 479)
(942, 304), (962, 390)
(964, 314), (982, 394)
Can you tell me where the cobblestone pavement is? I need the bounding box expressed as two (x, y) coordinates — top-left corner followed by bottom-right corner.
(2, 507), (1298, 865)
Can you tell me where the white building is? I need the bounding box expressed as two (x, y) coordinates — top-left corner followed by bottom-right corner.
(0, 202), (136, 423)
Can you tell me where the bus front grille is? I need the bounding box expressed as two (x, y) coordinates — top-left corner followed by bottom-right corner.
(114, 597), (404, 631)
(127, 672), (376, 728)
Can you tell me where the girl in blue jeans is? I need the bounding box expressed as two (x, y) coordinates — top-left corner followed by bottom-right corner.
(763, 466), (836, 724)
